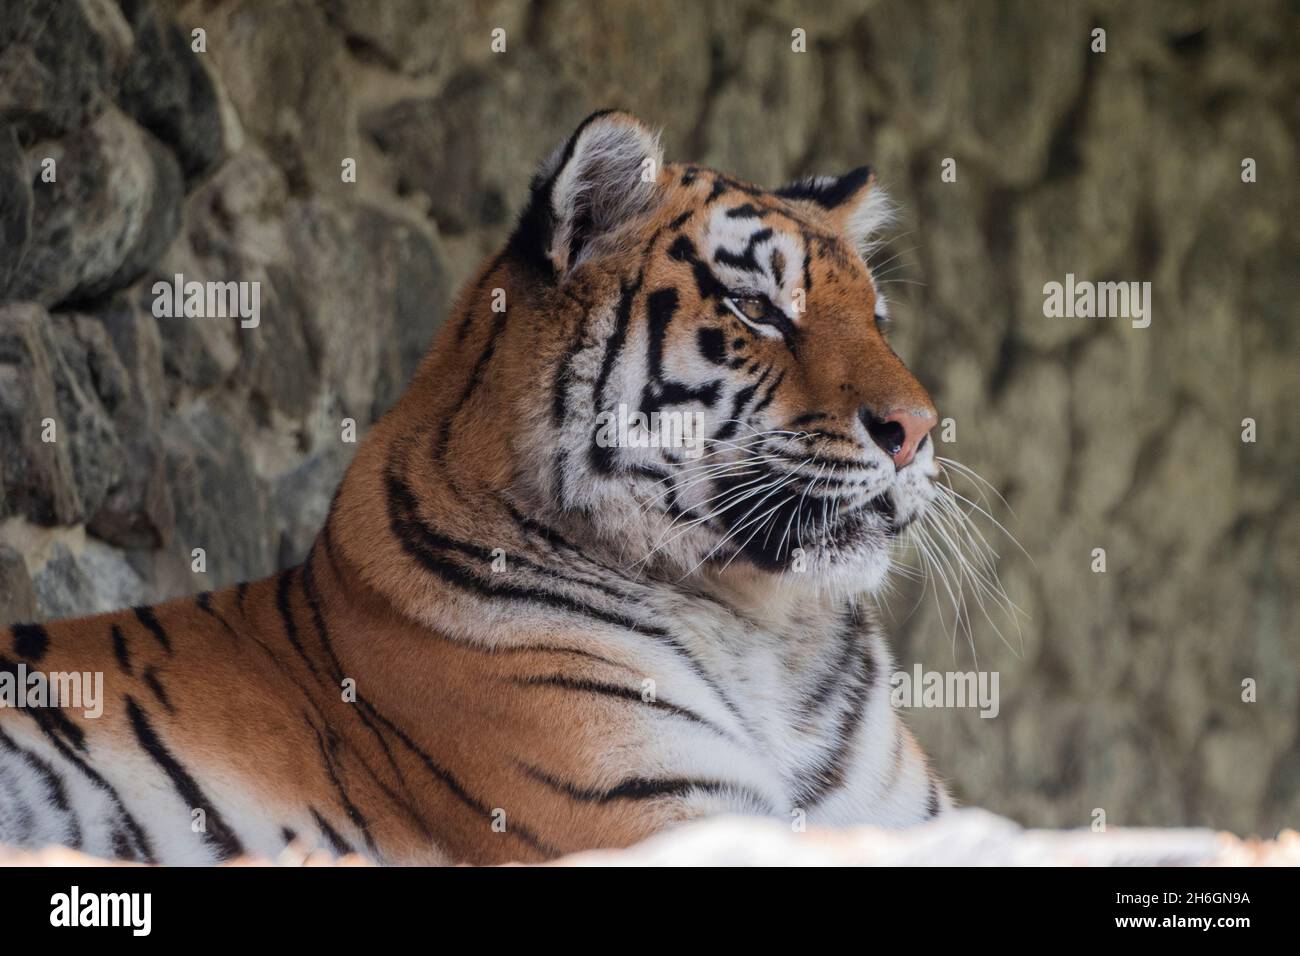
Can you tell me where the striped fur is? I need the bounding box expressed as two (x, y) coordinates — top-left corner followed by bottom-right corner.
(0, 112), (952, 865)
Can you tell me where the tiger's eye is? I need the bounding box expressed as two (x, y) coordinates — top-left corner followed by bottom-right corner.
(735, 297), (766, 321)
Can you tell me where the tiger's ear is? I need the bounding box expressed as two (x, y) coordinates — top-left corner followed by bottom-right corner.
(523, 110), (664, 277)
(775, 166), (894, 254)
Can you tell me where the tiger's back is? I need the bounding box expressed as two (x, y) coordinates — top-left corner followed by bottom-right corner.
(1, 544), (708, 864)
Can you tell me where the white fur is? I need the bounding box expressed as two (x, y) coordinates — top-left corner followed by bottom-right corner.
(547, 115), (664, 274)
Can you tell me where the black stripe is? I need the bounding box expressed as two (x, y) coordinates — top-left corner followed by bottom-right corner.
(0, 654), (88, 752)
(132, 606), (172, 655)
(456, 250), (508, 339)
(799, 609), (860, 719)
(0, 726), (83, 849)
(125, 696), (244, 861)
(712, 367), (768, 442)
(714, 226), (773, 273)
(387, 464), (750, 730)
(109, 625), (132, 675)
(505, 502), (696, 609)
(0, 656), (154, 861)
(300, 552), (432, 833)
(501, 108), (624, 278)
(926, 777), (942, 818)
(195, 591), (239, 641)
(521, 762), (772, 811)
(143, 666), (174, 714)
(588, 272), (643, 474)
(511, 674), (735, 741)
(775, 166), (873, 209)
(355, 697), (562, 858)
(227, 589), (434, 842)
(309, 718), (378, 857)
(386, 470), (746, 727)
(388, 472), (641, 619)
(0, 769), (37, 838)
(310, 807), (355, 857)
(300, 552), (345, 683)
(795, 614), (878, 807)
(275, 568), (321, 679)
(644, 286), (679, 381)
(11, 622), (49, 662)
(750, 367), (786, 417)
(437, 308), (509, 458)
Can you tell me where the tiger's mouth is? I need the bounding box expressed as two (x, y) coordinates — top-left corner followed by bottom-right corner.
(637, 429), (1021, 643)
(703, 459), (922, 573)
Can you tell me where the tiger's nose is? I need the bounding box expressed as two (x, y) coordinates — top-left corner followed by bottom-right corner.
(861, 407), (937, 469)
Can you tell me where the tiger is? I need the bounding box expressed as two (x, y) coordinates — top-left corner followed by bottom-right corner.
(0, 110), (957, 865)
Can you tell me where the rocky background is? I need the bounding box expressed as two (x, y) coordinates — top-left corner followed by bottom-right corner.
(0, 0), (1296, 840)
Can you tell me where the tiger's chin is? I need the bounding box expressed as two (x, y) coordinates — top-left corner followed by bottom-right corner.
(704, 489), (932, 600)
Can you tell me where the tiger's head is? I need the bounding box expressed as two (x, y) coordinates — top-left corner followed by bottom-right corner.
(497, 111), (941, 596)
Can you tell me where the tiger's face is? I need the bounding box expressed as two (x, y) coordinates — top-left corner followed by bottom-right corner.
(520, 111), (939, 595)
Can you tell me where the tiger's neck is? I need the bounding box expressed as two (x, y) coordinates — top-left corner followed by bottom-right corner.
(323, 265), (860, 646)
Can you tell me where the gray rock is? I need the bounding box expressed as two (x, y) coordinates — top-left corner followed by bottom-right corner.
(12, 106), (183, 306)
(273, 444), (352, 568)
(0, 544), (36, 627)
(0, 0), (118, 140)
(240, 264), (320, 421)
(117, 0), (226, 183)
(0, 302), (81, 524)
(365, 211), (447, 418)
(321, 0), (526, 79)
(207, 0), (354, 194)
(163, 401), (274, 587)
(46, 313), (127, 526)
(285, 200), (447, 424)
(87, 293), (174, 548)
(153, 149), (286, 399)
(0, 124), (32, 302)
(362, 66), (579, 237)
(30, 539), (145, 619)
(30, 541), (97, 619)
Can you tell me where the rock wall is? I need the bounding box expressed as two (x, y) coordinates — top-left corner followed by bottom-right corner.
(0, 0), (1296, 838)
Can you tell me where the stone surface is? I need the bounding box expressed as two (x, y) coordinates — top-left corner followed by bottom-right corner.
(86, 295), (174, 548)
(0, 0), (120, 141)
(162, 401), (275, 588)
(30, 538), (146, 620)
(13, 105), (183, 306)
(117, 0), (226, 182)
(199, 0), (356, 195)
(0, 125), (31, 301)
(272, 444), (350, 568)
(0, 303), (82, 524)
(0, 544), (35, 626)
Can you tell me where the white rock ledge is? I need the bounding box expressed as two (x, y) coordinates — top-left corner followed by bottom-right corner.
(2, 809), (1297, 867)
